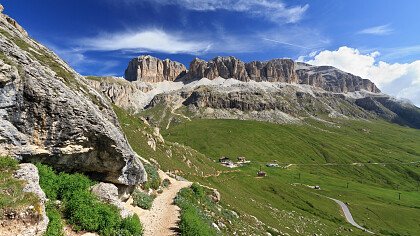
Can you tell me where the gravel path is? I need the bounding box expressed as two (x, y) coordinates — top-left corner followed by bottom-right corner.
(125, 171), (192, 236)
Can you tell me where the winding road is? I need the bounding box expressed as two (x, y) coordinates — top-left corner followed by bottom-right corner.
(325, 196), (374, 234)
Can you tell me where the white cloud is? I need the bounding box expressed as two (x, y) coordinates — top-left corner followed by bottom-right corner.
(303, 46), (420, 106)
(79, 29), (211, 54)
(117, 0), (309, 24)
(357, 24), (393, 35)
(77, 26), (329, 55)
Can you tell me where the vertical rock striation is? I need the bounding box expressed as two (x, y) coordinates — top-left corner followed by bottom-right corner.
(125, 55), (187, 82)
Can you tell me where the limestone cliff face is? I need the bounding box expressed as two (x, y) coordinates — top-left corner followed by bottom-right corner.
(187, 57), (298, 83)
(125, 55), (187, 82)
(245, 59), (298, 83)
(296, 63), (380, 93)
(187, 57), (378, 93)
(0, 9), (145, 186)
(123, 55), (380, 94)
(188, 56), (249, 81)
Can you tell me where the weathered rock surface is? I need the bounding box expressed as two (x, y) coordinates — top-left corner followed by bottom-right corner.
(0, 163), (48, 236)
(188, 56), (249, 81)
(296, 63), (380, 93)
(125, 55), (187, 82)
(246, 59), (298, 83)
(126, 55), (379, 94)
(91, 182), (133, 218)
(187, 57), (299, 83)
(89, 54), (420, 128)
(0, 9), (145, 185)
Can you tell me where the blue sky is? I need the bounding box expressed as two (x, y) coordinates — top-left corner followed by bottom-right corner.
(2, 0), (420, 105)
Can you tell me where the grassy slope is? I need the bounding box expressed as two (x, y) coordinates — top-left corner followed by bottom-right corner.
(115, 103), (420, 235)
(113, 106), (223, 180)
(161, 119), (420, 236)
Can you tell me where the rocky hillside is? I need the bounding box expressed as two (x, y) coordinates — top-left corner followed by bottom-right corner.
(88, 55), (420, 129)
(0, 8), (145, 186)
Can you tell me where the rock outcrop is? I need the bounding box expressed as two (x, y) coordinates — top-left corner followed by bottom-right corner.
(91, 182), (133, 218)
(125, 55), (187, 82)
(296, 63), (380, 93)
(0, 8), (145, 186)
(188, 56), (249, 81)
(125, 55), (379, 94)
(0, 163), (48, 236)
(187, 57), (298, 83)
(245, 59), (298, 83)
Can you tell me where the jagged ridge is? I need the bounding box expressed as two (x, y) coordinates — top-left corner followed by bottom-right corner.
(124, 55), (380, 93)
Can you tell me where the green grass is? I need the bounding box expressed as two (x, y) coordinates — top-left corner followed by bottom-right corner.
(0, 156), (40, 219)
(45, 202), (65, 236)
(161, 118), (420, 235)
(113, 105), (222, 180)
(175, 184), (218, 236)
(114, 103), (420, 235)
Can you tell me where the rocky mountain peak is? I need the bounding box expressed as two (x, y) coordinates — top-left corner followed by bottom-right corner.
(124, 54), (380, 93)
(125, 55), (187, 82)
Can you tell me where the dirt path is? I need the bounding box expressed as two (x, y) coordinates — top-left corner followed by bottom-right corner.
(166, 104), (191, 130)
(125, 171), (192, 236)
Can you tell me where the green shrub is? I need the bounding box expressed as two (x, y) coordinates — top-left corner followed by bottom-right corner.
(143, 164), (161, 190)
(45, 202), (64, 236)
(162, 178), (171, 188)
(64, 190), (100, 231)
(175, 187), (217, 236)
(37, 163), (144, 236)
(120, 214), (143, 236)
(36, 164), (60, 200)
(191, 183), (205, 198)
(179, 204), (216, 236)
(57, 172), (93, 201)
(132, 190), (156, 210)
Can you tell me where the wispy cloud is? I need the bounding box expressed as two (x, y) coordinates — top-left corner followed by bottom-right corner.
(76, 25), (329, 55)
(263, 38), (312, 50)
(113, 0), (309, 24)
(78, 29), (211, 54)
(357, 24), (393, 35)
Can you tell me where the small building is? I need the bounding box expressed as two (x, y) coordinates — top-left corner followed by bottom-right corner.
(257, 170), (267, 177)
(237, 156), (246, 162)
(219, 157), (230, 164)
(257, 166), (266, 177)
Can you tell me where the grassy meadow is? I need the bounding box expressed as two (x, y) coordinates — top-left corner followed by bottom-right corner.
(115, 105), (420, 235)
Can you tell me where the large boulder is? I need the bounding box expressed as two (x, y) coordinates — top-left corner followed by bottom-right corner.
(0, 9), (145, 186)
(91, 182), (133, 218)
